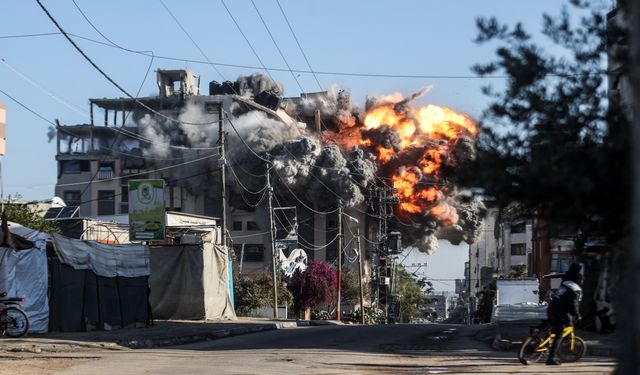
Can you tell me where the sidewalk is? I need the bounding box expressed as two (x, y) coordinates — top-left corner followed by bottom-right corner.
(0, 318), (322, 353)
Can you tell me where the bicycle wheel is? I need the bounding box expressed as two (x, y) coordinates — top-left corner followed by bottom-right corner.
(559, 336), (586, 362)
(518, 336), (544, 365)
(0, 306), (29, 338)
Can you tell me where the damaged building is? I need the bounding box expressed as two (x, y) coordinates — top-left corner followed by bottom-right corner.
(54, 68), (485, 317)
(54, 70), (370, 280)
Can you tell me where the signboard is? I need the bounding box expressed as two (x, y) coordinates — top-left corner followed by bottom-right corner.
(128, 179), (165, 241)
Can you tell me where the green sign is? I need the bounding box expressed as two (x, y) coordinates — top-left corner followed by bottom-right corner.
(128, 179), (165, 241)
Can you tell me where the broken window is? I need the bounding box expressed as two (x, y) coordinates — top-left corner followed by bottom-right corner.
(59, 133), (91, 154)
(59, 160), (90, 177)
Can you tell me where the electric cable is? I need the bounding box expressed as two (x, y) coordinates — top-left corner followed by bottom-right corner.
(220, 0), (273, 80)
(0, 32), (607, 79)
(227, 164), (268, 195)
(250, 0), (304, 93)
(0, 58), (89, 118)
(158, 0), (226, 81)
(55, 153), (219, 187)
(35, 0), (223, 126)
(274, 0), (323, 91)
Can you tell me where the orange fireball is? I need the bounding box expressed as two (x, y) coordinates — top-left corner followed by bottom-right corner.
(360, 98), (476, 224)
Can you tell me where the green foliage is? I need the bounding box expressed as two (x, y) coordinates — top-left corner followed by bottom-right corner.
(233, 274), (292, 316)
(310, 310), (331, 320)
(339, 267), (369, 304)
(396, 266), (429, 323)
(461, 1), (630, 242)
(4, 202), (59, 233)
(352, 306), (386, 325)
(508, 264), (528, 278)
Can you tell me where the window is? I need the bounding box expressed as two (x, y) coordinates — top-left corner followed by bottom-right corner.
(59, 160), (90, 176)
(97, 190), (115, 215)
(97, 162), (115, 180)
(63, 190), (81, 206)
(511, 243), (526, 256)
(510, 222), (526, 233)
(243, 244), (264, 262)
(121, 186), (129, 203)
(246, 221), (260, 230)
(232, 221), (243, 231)
(551, 253), (573, 273)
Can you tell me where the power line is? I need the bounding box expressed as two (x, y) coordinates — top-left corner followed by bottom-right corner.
(220, 0), (273, 80)
(0, 88), (58, 127)
(0, 85), (221, 166)
(250, 0), (303, 93)
(274, 0), (323, 91)
(34, 0), (222, 126)
(1, 31), (607, 80)
(58, 167), (219, 207)
(0, 58), (89, 118)
(158, 0), (226, 81)
(55, 153), (219, 187)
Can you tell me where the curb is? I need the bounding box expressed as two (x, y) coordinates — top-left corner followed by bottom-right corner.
(0, 320), (337, 352)
(122, 323), (290, 349)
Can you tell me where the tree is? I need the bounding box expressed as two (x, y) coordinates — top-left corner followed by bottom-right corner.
(396, 266), (429, 323)
(465, 2), (637, 369)
(461, 1), (630, 243)
(233, 273), (292, 316)
(4, 197), (59, 233)
(288, 260), (336, 313)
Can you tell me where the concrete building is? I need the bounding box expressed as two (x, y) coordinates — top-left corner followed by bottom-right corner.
(495, 216), (534, 278)
(53, 69), (373, 286)
(468, 206), (499, 297)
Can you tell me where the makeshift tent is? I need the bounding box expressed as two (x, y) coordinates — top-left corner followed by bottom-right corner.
(49, 233), (150, 331)
(149, 243), (236, 320)
(0, 221), (49, 333)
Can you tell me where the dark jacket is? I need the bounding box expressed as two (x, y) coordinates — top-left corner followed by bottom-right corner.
(547, 280), (582, 324)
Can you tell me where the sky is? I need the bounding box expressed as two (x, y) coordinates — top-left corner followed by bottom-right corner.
(0, 0), (600, 289)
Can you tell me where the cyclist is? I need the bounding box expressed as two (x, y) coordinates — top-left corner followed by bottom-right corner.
(546, 262), (583, 365)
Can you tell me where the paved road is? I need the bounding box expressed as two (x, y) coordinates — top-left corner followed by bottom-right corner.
(5, 324), (617, 375)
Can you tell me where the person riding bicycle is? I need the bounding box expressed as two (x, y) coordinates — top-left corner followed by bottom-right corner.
(546, 262), (583, 365)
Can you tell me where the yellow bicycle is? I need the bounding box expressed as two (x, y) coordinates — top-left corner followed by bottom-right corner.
(518, 324), (586, 365)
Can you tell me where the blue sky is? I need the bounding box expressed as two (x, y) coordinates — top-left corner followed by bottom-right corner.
(0, 1), (596, 288)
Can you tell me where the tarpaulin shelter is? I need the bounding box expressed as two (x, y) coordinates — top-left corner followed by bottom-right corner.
(49, 233), (150, 331)
(0, 220), (50, 333)
(149, 243), (236, 320)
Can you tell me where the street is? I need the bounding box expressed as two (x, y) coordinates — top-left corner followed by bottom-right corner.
(1, 324), (616, 375)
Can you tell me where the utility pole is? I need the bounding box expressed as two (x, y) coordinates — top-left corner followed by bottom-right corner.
(356, 226), (365, 325)
(266, 161), (278, 319)
(336, 199), (343, 321)
(218, 106), (227, 249)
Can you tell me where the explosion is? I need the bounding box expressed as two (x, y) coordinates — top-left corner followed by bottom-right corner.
(326, 93), (484, 252)
(138, 73), (485, 254)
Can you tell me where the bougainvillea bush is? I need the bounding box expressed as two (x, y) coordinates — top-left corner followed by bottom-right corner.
(288, 260), (337, 313)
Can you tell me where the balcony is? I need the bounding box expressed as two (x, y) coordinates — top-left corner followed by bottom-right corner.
(97, 167), (114, 180)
